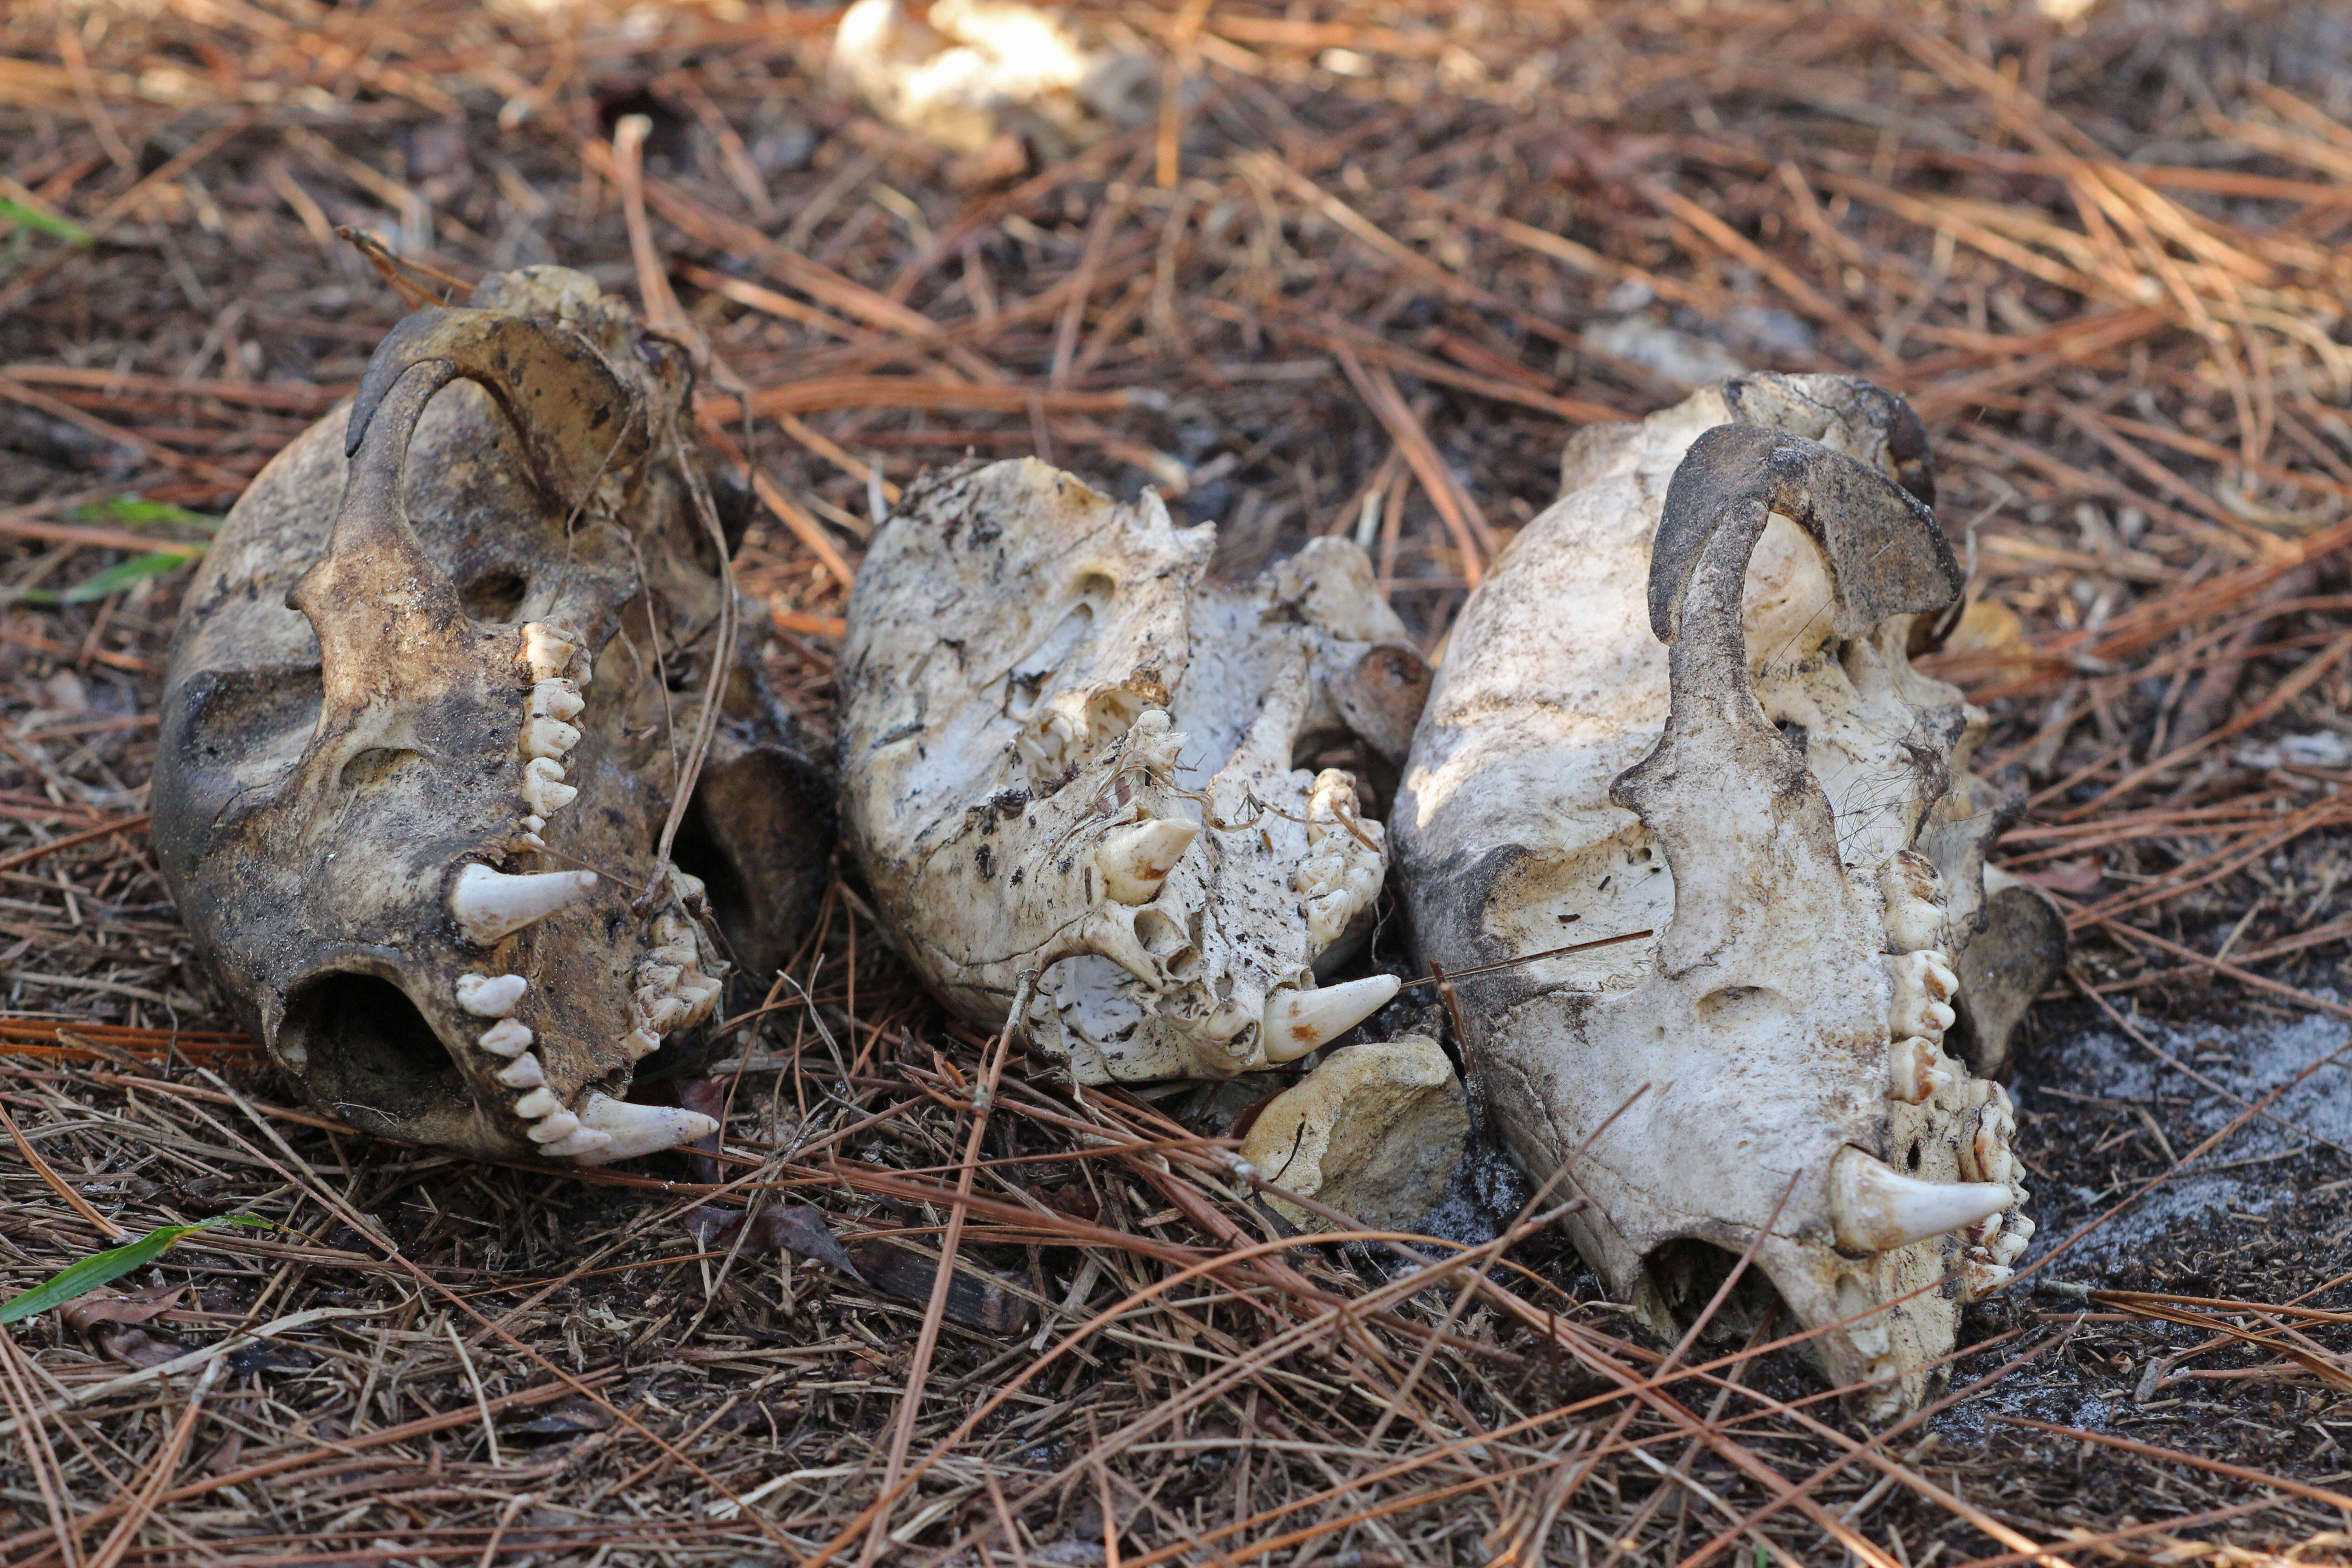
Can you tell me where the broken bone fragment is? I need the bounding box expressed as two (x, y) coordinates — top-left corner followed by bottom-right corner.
(840, 457), (1431, 1084)
(1238, 1035), (1469, 1232)
(831, 0), (1154, 157)
(152, 265), (833, 1165)
(1395, 374), (2054, 1417)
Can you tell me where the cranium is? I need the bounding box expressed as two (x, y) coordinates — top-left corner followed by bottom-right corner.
(154, 266), (831, 1165)
(1394, 375), (2063, 1414)
(840, 458), (1430, 1083)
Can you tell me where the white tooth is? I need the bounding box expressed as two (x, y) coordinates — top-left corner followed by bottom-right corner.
(455, 973), (529, 1018)
(523, 814), (546, 833)
(1887, 1036), (1954, 1105)
(622, 1026), (663, 1060)
(1888, 950), (1960, 1040)
(650, 940), (700, 968)
(526, 1107), (581, 1143)
(510, 830), (547, 853)
(1094, 818), (1200, 904)
(451, 864), (596, 946)
(652, 912), (694, 947)
(514, 1088), (561, 1118)
(521, 757), (578, 817)
(477, 1019), (534, 1057)
(495, 1052), (545, 1089)
(637, 961), (684, 995)
(641, 995), (690, 1034)
(1260, 974), (1400, 1063)
(531, 678), (584, 721)
(1878, 850), (1948, 953)
(522, 716), (583, 760)
(537, 1127), (615, 1159)
(1831, 1147), (2013, 1253)
(1961, 1257), (2015, 1302)
(567, 1092), (720, 1164)
(521, 623), (578, 682)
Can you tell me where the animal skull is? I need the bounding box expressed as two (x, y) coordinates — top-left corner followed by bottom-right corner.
(154, 266), (832, 1165)
(1395, 375), (2060, 1414)
(840, 458), (1429, 1083)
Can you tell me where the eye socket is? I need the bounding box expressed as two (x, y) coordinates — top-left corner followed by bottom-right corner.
(460, 568), (530, 623)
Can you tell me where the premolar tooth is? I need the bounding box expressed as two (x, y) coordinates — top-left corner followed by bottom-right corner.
(455, 973), (529, 1019)
(522, 716), (582, 760)
(567, 1092), (720, 1164)
(676, 974), (723, 1026)
(1830, 1147), (2012, 1253)
(478, 1019), (533, 1057)
(526, 1107), (582, 1144)
(1887, 1036), (1954, 1104)
(530, 679), (584, 721)
(622, 1026), (663, 1060)
(640, 995), (690, 1034)
(522, 757), (578, 816)
(521, 623), (578, 682)
(1960, 1256), (2015, 1302)
(1095, 818), (1200, 904)
(637, 961), (684, 995)
(1888, 950), (1959, 1040)
(495, 1052), (545, 1089)
(513, 1088), (560, 1118)
(1260, 974), (1401, 1063)
(451, 864), (596, 946)
(1879, 850), (1948, 953)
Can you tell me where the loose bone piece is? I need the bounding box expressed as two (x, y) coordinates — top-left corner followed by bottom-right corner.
(841, 458), (1431, 1083)
(154, 266), (833, 1164)
(1395, 375), (2061, 1416)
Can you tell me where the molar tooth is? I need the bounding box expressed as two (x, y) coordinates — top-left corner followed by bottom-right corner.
(1260, 974), (1400, 1063)
(455, 973), (529, 1019)
(649, 940), (700, 968)
(1095, 818), (1200, 904)
(522, 716), (583, 760)
(526, 1107), (582, 1144)
(636, 961), (684, 995)
(1888, 950), (1960, 1040)
(451, 864), (596, 946)
(494, 1052), (545, 1089)
(531, 679), (585, 722)
(1879, 849), (1948, 953)
(566, 1092), (720, 1164)
(675, 974), (723, 1025)
(477, 1019), (533, 1057)
(640, 995), (690, 1034)
(1830, 1147), (2012, 1253)
(622, 1026), (663, 1060)
(521, 623), (578, 682)
(513, 1087), (560, 1119)
(1887, 1036), (1955, 1105)
(521, 757), (578, 816)
(1961, 1256), (2016, 1302)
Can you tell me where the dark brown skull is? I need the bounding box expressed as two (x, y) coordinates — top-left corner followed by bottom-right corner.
(155, 267), (831, 1164)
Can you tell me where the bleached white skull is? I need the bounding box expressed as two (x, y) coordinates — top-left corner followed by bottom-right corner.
(155, 267), (832, 1165)
(840, 458), (1429, 1083)
(1395, 375), (2063, 1415)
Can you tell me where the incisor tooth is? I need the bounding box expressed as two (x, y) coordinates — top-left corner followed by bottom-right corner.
(567, 1092), (720, 1164)
(451, 864), (596, 946)
(1095, 818), (1200, 904)
(455, 972), (528, 1018)
(494, 1052), (545, 1089)
(522, 716), (582, 760)
(531, 679), (584, 721)
(477, 1018), (533, 1057)
(1830, 1147), (2012, 1253)
(521, 756), (578, 816)
(1261, 974), (1400, 1063)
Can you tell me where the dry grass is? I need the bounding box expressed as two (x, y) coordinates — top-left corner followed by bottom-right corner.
(5, 0), (2352, 1562)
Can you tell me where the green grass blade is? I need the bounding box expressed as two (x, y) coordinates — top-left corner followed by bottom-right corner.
(67, 496), (221, 533)
(0, 196), (91, 247)
(0, 1216), (267, 1324)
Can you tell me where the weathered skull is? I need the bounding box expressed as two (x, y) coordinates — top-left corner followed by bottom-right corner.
(840, 458), (1429, 1083)
(155, 267), (832, 1165)
(1395, 375), (2063, 1415)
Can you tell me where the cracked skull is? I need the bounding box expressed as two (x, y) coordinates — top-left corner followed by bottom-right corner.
(154, 266), (832, 1165)
(1395, 375), (2064, 1415)
(841, 458), (1430, 1083)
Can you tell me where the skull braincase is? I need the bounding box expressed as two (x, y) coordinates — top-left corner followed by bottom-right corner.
(1395, 374), (2060, 1415)
(154, 267), (831, 1165)
(841, 458), (1429, 1083)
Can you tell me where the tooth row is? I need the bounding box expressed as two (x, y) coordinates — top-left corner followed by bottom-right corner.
(511, 1085), (717, 1165)
(516, 626), (589, 832)
(623, 890), (729, 1062)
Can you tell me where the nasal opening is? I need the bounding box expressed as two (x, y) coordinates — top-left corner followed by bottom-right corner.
(279, 970), (465, 1121)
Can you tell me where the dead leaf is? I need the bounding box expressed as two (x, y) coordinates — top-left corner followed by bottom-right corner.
(504, 1397), (614, 1438)
(683, 1202), (864, 1280)
(98, 1326), (186, 1367)
(2016, 858), (2104, 894)
(62, 1283), (185, 1333)
(675, 1078), (729, 1185)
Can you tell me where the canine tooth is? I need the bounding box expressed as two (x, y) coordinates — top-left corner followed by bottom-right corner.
(521, 757), (578, 816)
(522, 716), (582, 760)
(494, 1052), (545, 1088)
(526, 1107), (582, 1144)
(1260, 974), (1400, 1063)
(567, 1092), (720, 1163)
(521, 623), (578, 682)
(623, 1026), (663, 1060)
(1830, 1147), (2012, 1253)
(1887, 1036), (1955, 1104)
(513, 1088), (560, 1118)
(537, 1127), (615, 1158)
(530, 679), (584, 721)
(455, 972), (529, 1018)
(477, 1018), (534, 1057)
(1095, 818), (1200, 904)
(451, 863), (595, 946)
